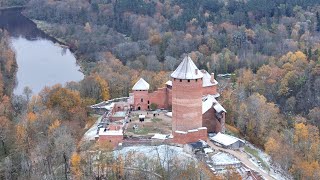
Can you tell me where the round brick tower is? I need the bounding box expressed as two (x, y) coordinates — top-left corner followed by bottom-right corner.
(171, 56), (203, 132)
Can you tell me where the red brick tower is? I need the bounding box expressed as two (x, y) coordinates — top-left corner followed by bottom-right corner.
(132, 78), (150, 110)
(171, 56), (207, 144)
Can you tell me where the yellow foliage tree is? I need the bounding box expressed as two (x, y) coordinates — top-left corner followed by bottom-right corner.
(294, 123), (308, 144)
(71, 152), (82, 180)
(26, 112), (37, 123)
(46, 87), (82, 119)
(48, 119), (61, 133)
(265, 137), (280, 156)
(94, 75), (110, 101)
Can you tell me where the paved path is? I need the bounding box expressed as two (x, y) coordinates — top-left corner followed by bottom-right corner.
(207, 141), (275, 180)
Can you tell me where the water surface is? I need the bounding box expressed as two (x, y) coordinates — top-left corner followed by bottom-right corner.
(0, 9), (84, 94)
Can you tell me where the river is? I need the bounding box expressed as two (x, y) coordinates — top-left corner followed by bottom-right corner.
(0, 8), (84, 95)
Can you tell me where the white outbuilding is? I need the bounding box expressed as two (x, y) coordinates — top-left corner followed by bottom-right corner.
(210, 133), (245, 149)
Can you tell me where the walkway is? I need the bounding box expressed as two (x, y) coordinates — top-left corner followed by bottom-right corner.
(207, 141), (275, 180)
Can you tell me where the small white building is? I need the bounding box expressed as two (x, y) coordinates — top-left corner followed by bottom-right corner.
(211, 152), (241, 170)
(210, 133), (245, 149)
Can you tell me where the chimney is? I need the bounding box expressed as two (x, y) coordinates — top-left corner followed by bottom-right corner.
(210, 73), (215, 83)
(195, 69), (198, 75)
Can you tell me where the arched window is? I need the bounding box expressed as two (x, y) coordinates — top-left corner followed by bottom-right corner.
(141, 98), (143, 102)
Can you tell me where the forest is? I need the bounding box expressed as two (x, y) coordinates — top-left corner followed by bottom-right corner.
(0, 0), (320, 179)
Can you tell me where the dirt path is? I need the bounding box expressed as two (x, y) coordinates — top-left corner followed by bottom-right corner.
(207, 141), (275, 180)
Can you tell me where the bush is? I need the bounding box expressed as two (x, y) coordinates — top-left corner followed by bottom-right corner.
(150, 103), (158, 110)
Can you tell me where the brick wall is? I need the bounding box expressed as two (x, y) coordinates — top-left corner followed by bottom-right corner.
(202, 107), (222, 133)
(167, 87), (172, 108)
(202, 85), (218, 96)
(99, 134), (123, 148)
(172, 128), (208, 144)
(133, 90), (149, 110)
(110, 116), (124, 122)
(149, 88), (168, 109)
(172, 78), (203, 132)
(113, 102), (129, 112)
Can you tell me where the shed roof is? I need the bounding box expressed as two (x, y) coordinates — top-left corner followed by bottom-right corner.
(171, 56), (203, 79)
(211, 152), (241, 165)
(132, 78), (150, 91)
(139, 115), (146, 118)
(188, 140), (208, 149)
(210, 133), (244, 146)
(99, 128), (123, 136)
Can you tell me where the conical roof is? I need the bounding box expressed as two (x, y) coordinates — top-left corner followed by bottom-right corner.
(132, 78), (150, 90)
(171, 56), (203, 79)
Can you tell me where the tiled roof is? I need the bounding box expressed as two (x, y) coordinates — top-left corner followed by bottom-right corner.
(132, 78), (150, 90)
(171, 56), (203, 79)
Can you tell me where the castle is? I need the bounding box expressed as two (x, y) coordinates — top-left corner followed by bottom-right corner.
(130, 56), (226, 144)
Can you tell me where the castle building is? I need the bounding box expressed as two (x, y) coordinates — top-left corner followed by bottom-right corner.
(130, 56), (226, 144)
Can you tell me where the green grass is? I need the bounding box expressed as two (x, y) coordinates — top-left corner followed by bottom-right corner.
(244, 146), (270, 171)
(128, 127), (150, 135)
(151, 118), (162, 123)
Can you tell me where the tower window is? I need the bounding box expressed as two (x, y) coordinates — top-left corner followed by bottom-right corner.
(187, 79), (190, 82)
(196, 79), (198, 82)
(141, 98), (143, 102)
(148, 100), (150, 104)
(180, 79), (182, 82)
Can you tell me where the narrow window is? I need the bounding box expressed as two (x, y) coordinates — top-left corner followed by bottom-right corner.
(148, 100), (150, 104)
(188, 79), (190, 82)
(180, 79), (182, 82)
(141, 98), (143, 102)
(196, 79), (198, 82)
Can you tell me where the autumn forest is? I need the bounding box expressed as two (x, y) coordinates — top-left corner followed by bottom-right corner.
(0, 0), (320, 179)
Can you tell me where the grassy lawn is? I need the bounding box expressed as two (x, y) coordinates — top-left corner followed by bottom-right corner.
(128, 127), (150, 135)
(151, 118), (162, 123)
(244, 146), (269, 171)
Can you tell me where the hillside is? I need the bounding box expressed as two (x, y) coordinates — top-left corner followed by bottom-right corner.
(0, 0), (320, 179)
